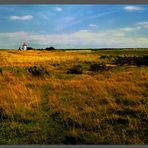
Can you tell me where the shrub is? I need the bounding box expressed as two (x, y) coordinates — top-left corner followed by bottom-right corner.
(113, 56), (135, 66)
(89, 63), (108, 72)
(27, 47), (34, 50)
(100, 55), (113, 60)
(45, 46), (55, 51)
(112, 56), (148, 66)
(67, 65), (83, 74)
(135, 56), (148, 66)
(100, 55), (108, 59)
(28, 66), (49, 76)
(0, 107), (7, 120)
(0, 67), (2, 75)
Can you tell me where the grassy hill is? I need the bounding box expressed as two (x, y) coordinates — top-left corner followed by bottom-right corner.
(0, 49), (148, 144)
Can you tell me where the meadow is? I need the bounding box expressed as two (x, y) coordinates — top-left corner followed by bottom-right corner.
(0, 49), (148, 144)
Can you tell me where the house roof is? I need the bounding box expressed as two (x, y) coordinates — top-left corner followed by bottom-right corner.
(22, 42), (27, 46)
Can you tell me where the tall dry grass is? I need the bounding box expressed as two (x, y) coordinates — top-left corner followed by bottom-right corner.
(0, 49), (147, 144)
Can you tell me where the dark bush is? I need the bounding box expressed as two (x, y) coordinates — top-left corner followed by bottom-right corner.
(0, 107), (7, 120)
(28, 66), (49, 76)
(100, 55), (113, 60)
(113, 56), (136, 65)
(0, 67), (2, 75)
(67, 65), (83, 74)
(113, 56), (148, 66)
(27, 47), (34, 50)
(135, 56), (148, 66)
(100, 55), (107, 59)
(45, 46), (55, 51)
(89, 63), (108, 72)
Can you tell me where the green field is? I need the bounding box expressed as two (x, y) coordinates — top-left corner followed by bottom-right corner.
(0, 49), (148, 144)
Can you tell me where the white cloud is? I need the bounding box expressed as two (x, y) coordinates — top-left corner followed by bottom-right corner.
(0, 24), (147, 49)
(124, 6), (144, 11)
(136, 22), (148, 28)
(10, 15), (33, 21)
(55, 7), (62, 12)
(119, 26), (141, 32)
(89, 24), (97, 28)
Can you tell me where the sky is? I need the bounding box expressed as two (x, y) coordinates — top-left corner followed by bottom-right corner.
(0, 4), (148, 49)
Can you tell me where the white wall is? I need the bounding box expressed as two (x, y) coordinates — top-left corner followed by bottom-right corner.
(23, 46), (27, 50)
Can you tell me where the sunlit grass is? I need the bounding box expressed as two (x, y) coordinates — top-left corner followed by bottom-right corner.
(0, 49), (148, 144)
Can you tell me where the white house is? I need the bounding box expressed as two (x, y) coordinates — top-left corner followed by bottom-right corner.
(22, 42), (27, 50)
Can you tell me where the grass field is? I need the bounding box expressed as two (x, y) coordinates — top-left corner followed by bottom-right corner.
(0, 49), (148, 144)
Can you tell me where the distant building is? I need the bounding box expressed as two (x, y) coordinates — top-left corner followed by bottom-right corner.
(22, 42), (27, 50)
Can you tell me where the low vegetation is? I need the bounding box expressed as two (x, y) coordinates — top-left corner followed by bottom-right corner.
(28, 66), (49, 76)
(0, 67), (2, 75)
(89, 63), (110, 72)
(0, 49), (147, 144)
(67, 65), (83, 74)
(112, 55), (148, 66)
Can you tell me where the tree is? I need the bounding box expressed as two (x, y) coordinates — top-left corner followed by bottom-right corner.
(45, 46), (55, 51)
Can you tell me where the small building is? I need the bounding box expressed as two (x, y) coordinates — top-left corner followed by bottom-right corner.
(22, 42), (27, 50)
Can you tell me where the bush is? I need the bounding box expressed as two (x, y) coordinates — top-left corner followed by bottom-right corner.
(89, 63), (108, 72)
(135, 56), (148, 66)
(45, 46), (55, 51)
(100, 55), (113, 60)
(27, 47), (34, 50)
(0, 107), (7, 120)
(0, 67), (2, 75)
(67, 65), (83, 74)
(112, 56), (148, 66)
(28, 66), (49, 76)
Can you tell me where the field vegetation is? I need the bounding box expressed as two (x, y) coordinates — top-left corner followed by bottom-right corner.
(0, 49), (148, 144)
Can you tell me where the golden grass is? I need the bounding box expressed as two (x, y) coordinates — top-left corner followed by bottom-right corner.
(0, 50), (99, 66)
(0, 49), (148, 144)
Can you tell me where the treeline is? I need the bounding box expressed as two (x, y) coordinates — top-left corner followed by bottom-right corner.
(22, 47), (148, 51)
(26, 46), (56, 51)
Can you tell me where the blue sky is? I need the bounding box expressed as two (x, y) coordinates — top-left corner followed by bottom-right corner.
(0, 4), (148, 49)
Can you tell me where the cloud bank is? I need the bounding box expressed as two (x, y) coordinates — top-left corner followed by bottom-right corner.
(0, 22), (147, 49)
